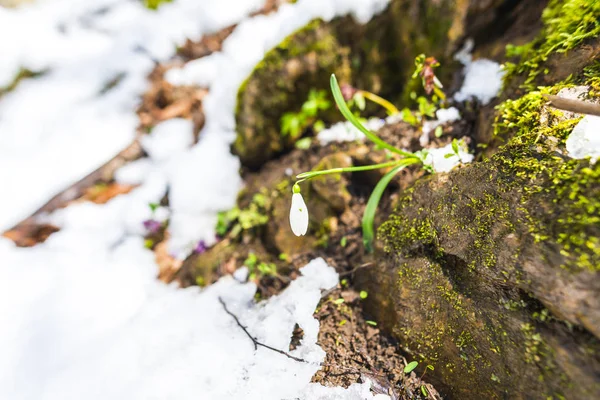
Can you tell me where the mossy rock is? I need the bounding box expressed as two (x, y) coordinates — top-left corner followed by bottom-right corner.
(357, 64), (600, 399)
(359, 152), (600, 398)
(232, 0), (520, 168)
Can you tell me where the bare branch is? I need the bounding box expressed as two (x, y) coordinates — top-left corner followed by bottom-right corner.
(218, 297), (308, 363)
(544, 94), (600, 117)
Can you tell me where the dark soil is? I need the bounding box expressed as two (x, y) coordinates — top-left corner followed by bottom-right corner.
(313, 286), (442, 400)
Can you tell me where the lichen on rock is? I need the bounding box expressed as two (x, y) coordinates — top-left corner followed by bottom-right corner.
(357, 1), (600, 398)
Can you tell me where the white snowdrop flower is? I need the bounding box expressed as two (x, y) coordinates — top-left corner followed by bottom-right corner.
(290, 184), (309, 236)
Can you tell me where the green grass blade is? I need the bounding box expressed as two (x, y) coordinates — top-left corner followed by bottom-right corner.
(362, 160), (414, 252)
(330, 74), (415, 158)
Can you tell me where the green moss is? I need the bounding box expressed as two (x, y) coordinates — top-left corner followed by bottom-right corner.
(503, 0), (600, 88)
(233, 19), (350, 167)
(491, 62), (600, 271)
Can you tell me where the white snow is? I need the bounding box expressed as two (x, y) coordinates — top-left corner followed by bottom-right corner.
(0, 0), (266, 231)
(317, 118), (386, 144)
(140, 118), (195, 162)
(566, 115), (600, 163)
(454, 39), (504, 105)
(165, 53), (223, 87)
(0, 0), (394, 398)
(0, 237), (341, 399)
(424, 139), (474, 173)
(420, 106), (461, 145)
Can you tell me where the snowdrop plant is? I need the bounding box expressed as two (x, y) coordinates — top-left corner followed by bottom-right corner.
(290, 74), (429, 251)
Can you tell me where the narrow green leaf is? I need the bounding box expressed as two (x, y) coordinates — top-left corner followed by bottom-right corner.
(362, 160), (416, 252)
(421, 385), (428, 397)
(452, 138), (459, 154)
(330, 74), (414, 158)
(404, 361), (418, 374)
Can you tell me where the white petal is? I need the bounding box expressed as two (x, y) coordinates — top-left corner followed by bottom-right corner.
(290, 193), (309, 236)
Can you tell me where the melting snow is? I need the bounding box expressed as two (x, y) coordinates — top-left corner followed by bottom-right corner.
(424, 140), (474, 173)
(420, 106), (461, 145)
(566, 115), (600, 163)
(454, 39), (504, 105)
(317, 118), (387, 145)
(0, 0), (266, 231)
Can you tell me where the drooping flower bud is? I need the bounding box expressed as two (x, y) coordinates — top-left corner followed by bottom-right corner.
(289, 184), (309, 236)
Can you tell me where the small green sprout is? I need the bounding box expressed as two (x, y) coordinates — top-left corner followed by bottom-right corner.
(444, 138), (467, 161)
(366, 320), (377, 326)
(359, 290), (368, 299)
(340, 236), (347, 247)
(404, 361), (419, 373)
(281, 89), (331, 139)
(334, 298), (345, 305)
(216, 193), (269, 238)
(420, 385), (428, 397)
(402, 54), (448, 129)
(243, 252), (277, 281)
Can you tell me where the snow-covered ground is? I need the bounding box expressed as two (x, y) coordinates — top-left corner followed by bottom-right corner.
(0, 0), (267, 231)
(0, 0), (393, 399)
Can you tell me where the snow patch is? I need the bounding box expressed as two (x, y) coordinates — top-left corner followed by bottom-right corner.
(424, 140), (474, 173)
(141, 118), (195, 162)
(317, 118), (386, 144)
(566, 115), (600, 163)
(0, 235), (340, 399)
(420, 106), (461, 146)
(0, 0), (265, 231)
(454, 40), (504, 105)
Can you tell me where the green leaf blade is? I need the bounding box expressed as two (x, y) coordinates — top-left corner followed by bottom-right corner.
(330, 74), (415, 159)
(362, 159), (416, 252)
(404, 361), (419, 374)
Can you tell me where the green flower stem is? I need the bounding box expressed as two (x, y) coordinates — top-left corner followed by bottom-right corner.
(358, 90), (400, 115)
(362, 159), (416, 252)
(296, 161), (398, 180)
(296, 159), (419, 183)
(331, 74), (416, 159)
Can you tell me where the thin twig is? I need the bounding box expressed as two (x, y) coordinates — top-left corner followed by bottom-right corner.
(544, 94), (600, 117)
(339, 262), (374, 277)
(218, 297), (308, 363)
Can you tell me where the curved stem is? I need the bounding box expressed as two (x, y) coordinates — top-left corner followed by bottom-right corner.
(296, 159), (419, 181)
(331, 74), (416, 159)
(359, 90), (400, 115)
(296, 161), (397, 180)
